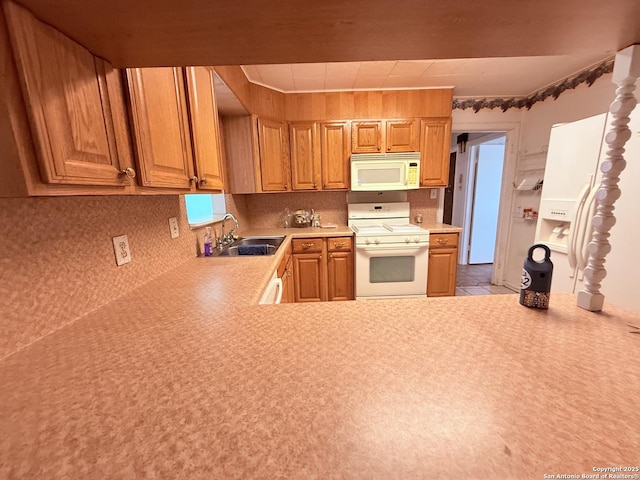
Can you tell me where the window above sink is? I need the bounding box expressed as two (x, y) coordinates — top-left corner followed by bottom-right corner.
(184, 193), (226, 228)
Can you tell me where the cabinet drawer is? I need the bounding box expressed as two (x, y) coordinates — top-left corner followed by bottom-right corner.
(327, 237), (352, 252)
(292, 238), (323, 253)
(430, 233), (459, 248)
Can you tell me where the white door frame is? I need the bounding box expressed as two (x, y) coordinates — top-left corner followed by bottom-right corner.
(451, 122), (521, 286)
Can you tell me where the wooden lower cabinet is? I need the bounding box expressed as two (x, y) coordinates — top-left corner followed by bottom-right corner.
(427, 232), (459, 297)
(327, 237), (354, 301)
(292, 236), (353, 302)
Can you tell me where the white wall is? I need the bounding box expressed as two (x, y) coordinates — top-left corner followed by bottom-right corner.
(452, 73), (618, 289)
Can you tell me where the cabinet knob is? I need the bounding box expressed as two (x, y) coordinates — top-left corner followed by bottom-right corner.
(329, 253), (333, 259)
(190, 176), (198, 183)
(200, 177), (208, 185)
(302, 242), (314, 249)
(121, 167), (136, 179)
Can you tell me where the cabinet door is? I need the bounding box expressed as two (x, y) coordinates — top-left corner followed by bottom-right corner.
(427, 246), (458, 297)
(257, 117), (290, 192)
(290, 122), (320, 191)
(321, 121), (351, 190)
(126, 67), (194, 189)
(278, 245), (295, 304)
(4, 1), (130, 187)
(387, 119), (418, 152)
(282, 258), (295, 304)
(420, 118), (452, 187)
(327, 250), (354, 301)
(351, 121), (382, 153)
(293, 253), (327, 302)
(185, 67), (224, 191)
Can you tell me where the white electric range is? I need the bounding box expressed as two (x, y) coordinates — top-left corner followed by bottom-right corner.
(348, 202), (430, 299)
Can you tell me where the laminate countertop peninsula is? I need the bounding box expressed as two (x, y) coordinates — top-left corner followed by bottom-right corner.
(1, 227), (638, 480)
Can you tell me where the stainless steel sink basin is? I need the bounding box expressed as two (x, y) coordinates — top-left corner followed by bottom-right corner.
(213, 236), (285, 256)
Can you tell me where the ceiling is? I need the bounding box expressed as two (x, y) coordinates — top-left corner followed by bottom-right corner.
(241, 54), (613, 97)
(13, 0), (639, 99)
(14, 0), (640, 68)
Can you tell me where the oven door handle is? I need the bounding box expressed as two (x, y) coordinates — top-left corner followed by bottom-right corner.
(357, 244), (429, 251)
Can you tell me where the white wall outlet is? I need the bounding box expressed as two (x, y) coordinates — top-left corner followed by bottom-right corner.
(112, 234), (132, 266)
(430, 189), (438, 199)
(169, 217), (179, 238)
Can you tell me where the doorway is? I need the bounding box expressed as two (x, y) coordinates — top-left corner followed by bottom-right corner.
(445, 132), (508, 279)
(467, 137), (506, 264)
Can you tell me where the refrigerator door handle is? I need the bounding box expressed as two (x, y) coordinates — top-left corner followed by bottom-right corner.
(576, 184), (599, 271)
(567, 179), (593, 271)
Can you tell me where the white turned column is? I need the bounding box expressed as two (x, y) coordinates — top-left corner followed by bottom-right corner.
(577, 45), (640, 311)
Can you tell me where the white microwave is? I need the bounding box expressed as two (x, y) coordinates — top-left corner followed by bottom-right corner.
(350, 152), (421, 191)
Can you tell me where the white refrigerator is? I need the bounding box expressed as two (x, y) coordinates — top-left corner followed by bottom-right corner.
(534, 109), (640, 311)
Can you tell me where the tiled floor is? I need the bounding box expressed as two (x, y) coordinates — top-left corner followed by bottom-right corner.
(456, 263), (515, 296)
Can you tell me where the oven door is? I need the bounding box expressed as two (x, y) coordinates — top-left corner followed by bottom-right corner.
(355, 243), (429, 299)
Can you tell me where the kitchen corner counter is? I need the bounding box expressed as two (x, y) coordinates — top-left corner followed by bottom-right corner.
(1, 239), (639, 478)
(420, 222), (463, 234)
(205, 226), (354, 304)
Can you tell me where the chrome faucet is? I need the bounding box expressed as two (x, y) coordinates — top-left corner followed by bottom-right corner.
(220, 213), (239, 246)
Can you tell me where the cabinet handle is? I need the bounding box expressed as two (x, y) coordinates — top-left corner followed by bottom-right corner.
(200, 177), (208, 185)
(190, 176), (198, 183)
(333, 242), (346, 248)
(301, 242), (315, 249)
(121, 167), (136, 179)
(437, 238), (448, 244)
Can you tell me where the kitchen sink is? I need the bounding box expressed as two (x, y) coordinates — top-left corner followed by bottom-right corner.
(213, 236), (285, 256)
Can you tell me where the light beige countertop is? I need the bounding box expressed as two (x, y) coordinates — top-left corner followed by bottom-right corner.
(1, 236), (639, 479)
(420, 222), (463, 233)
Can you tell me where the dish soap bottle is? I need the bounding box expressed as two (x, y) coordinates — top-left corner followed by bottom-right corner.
(203, 227), (213, 257)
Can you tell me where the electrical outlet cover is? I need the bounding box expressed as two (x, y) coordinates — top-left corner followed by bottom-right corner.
(430, 189), (438, 199)
(169, 217), (179, 239)
(112, 234), (132, 266)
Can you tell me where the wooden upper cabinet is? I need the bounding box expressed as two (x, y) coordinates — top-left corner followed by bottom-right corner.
(321, 121), (350, 190)
(290, 122), (320, 191)
(126, 67), (194, 189)
(386, 119), (418, 152)
(3, 1), (132, 187)
(257, 116), (290, 192)
(184, 66), (224, 191)
(420, 117), (452, 187)
(352, 121), (383, 153)
(352, 119), (418, 154)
